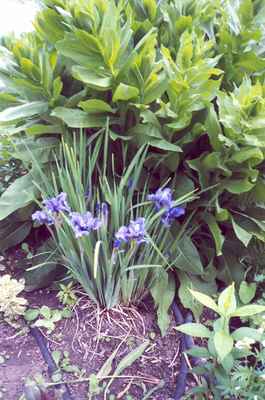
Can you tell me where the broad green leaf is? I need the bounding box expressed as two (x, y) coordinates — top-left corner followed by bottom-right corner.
(236, 54), (265, 74)
(113, 83), (139, 102)
(220, 241), (245, 284)
(239, 0), (253, 24)
(130, 123), (182, 152)
(0, 92), (19, 108)
(8, 78), (45, 100)
(61, 309), (72, 319)
(214, 331), (233, 361)
(150, 270), (175, 336)
(20, 58), (38, 79)
(175, 16), (193, 34)
(26, 124), (63, 136)
(239, 281), (256, 304)
(143, 74), (168, 104)
(0, 174), (38, 220)
(56, 32), (104, 68)
(178, 271), (217, 320)
(0, 221), (32, 252)
(64, 89), (88, 108)
(143, 0), (157, 21)
(74, 30), (103, 57)
(232, 327), (262, 342)
(163, 152), (180, 172)
(177, 31), (193, 69)
(186, 346), (211, 358)
(230, 148), (263, 166)
(34, 319), (54, 331)
(79, 99), (115, 114)
(231, 217), (252, 247)
(174, 175), (195, 198)
(39, 305), (51, 319)
(24, 308), (40, 322)
(204, 213), (224, 256)
(51, 107), (106, 128)
(205, 104), (223, 151)
(0, 101), (48, 124)
(218, 283), (237, 316)
(25, 262), (60, 291)
(53, 76), (63, 98)
(35, 8), (65, 44)
(224, 178), (255, 194)
(221, 352), (234, 372)
(14, 137), (59, 164)
(147, 138), (182, 152)
(51, 310), (63, 322)
(24, 239), (60, 291)
(189, 289), (219, 313)
(72, 66), (112, 90)
(231, 304), (265, 318)
(1, 122), (34, 136)
(174, 236), (204, 275)
(175, 323), (211, 338)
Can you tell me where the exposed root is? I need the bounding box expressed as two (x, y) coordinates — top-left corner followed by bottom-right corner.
(70, 298), (150, 364)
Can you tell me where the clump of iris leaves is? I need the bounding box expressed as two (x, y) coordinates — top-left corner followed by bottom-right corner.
(30, 133), (193, 333)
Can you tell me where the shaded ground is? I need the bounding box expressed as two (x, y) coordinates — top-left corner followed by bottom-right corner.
(0, 285), (181, 400)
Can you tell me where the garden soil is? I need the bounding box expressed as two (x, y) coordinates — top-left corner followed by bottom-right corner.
(0, 248), (181, 400)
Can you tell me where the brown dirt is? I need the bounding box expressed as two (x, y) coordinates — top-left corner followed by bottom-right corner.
(0, 283), (181, 400)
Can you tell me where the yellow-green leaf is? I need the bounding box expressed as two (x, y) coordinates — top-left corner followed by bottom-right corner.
(218, 283), (237, 316)
(79, 99), (115, 114)
(113, 83), (139, 102)
(189, 289), (219, 313)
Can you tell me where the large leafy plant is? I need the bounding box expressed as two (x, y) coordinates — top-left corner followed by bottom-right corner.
(216, 0), (265, 88)
(0, 0), (222, 252)
(176, 283), (265, 399)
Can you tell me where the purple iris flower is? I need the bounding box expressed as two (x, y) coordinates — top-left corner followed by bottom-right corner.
(148, 188), (173, 210)
(32, 210), (54, 226)
(115, 226), (129, 243)
(70, 211), (102, 238)
(113, 239), (122, 248)
(43, 192), (70, 214)
(148, 187), (185, 226)
(127, 218), (147, 244)
(114, 218), (147, 247)
(161, 206), (185, 227)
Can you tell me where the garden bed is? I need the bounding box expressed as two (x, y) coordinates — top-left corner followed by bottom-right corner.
(0, 251), (181, 400)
